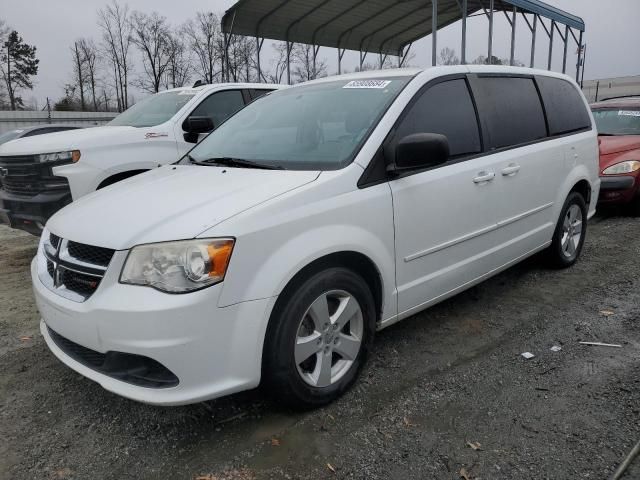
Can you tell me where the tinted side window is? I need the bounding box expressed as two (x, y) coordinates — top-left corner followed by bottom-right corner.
(189, 90), (245, 128)
(471, 76), (547, 149)
(22, 128), (56, 137)
(537, 76), (591, 135)
(395, 79), (481, 157)
(249, 89), (273, 100)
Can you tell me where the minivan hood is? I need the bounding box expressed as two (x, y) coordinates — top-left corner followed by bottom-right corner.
(0, 125), (143, 155)
(598, 135), (640, 156)
(47, 165), (320, 249)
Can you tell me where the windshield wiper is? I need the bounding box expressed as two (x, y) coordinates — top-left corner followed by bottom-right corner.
(195, 157), (283, 170)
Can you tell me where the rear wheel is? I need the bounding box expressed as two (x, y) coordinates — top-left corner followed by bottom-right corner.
(262, 268), (376, 408)
(546, 191), (587, 268)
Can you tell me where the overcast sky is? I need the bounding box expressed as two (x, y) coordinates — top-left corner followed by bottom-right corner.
(2, 0), (639, 108)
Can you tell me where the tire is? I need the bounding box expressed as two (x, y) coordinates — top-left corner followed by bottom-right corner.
(546, 191), (587, 268)
(262, 267), (376, 409)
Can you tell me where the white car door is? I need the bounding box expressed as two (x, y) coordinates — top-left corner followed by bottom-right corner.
(389, 77), (507, 317)
(467, 74), (561, 256)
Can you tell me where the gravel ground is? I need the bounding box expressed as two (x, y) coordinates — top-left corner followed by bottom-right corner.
(0, 213), (639, 480)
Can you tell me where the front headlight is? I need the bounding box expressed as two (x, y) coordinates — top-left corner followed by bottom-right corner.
(120, 238), (235, 293)
(37, 150), (81, 164)
(602, 160), (640, 175)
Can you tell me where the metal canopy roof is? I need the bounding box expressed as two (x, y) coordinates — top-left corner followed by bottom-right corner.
(221, 0), (585, 57)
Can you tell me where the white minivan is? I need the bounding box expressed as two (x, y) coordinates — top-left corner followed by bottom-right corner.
(0, 83), (280, 234)
(32, 66), (599, 407)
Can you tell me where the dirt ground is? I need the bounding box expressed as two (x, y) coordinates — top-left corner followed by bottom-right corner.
(0, 213), (639, 480)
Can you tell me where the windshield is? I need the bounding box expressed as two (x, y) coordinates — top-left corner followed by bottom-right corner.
(592, 108), (640, 136)
(109, 90), (197, 127)
(187, 77), (411, 170)
(0, 129), (23, 145)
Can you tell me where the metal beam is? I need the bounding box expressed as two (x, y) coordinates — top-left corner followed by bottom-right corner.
(337, 48), (346, 74)
(255, 37), (263, 82)
(286, 41), (293, 84)
(575, 30), (583, 83)
(530, 14), (537, 68)
(311, 0), (368, 46)
(488, 0), (494, 64)
(547, 19), (554, 70)
(510, 6), (517, 66)
(359, 2), (430, 54)
(432, 0), (438, 66)
(399, 42), (413, 67)
(562, 25), (569, 73)
(461, 0), (467, 64)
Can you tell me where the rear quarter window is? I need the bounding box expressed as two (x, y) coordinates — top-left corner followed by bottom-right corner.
(470, 76), (547, 150)
(536, 76), (591, 135)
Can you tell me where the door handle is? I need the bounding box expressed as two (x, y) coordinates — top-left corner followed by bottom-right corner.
(501, 163), (521, 176)
(473, 171), (495, 184)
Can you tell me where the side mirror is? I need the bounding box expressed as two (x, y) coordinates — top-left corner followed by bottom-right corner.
(183, 116), (214, 143)
(392, 133), (449, 172)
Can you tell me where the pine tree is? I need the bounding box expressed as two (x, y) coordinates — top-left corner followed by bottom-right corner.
(1, 31), (39, 110)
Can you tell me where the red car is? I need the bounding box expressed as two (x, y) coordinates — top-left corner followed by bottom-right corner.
(591, 97), (640, 214)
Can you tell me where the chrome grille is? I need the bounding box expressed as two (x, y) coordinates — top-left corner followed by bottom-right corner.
(38, 232), (115, 302)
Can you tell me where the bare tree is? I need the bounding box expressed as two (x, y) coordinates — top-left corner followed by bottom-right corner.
(292, 44), (327, 83)
(130, 11), (174, 93)
(182, 12), (222, 84)
(226, 35), (255, 82)
(78, 39), (99, 110)
(163, 33), (191, 89)
(265, 42), (289, 84)
(98, 1), (133, 111)
(71, 41), (87, 110)
(0, 19), (11, 109)
(438, 47), (460, 65)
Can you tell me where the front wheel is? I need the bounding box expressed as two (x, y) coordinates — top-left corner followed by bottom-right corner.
(262, 268), (376, 408)
(546, 191), (587, 268)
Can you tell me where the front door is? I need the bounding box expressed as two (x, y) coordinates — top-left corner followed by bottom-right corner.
(389, 77), (506, 316)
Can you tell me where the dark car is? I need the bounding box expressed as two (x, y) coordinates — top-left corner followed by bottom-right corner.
(0, 125), (84, 146)
(591, 97), (640, 214)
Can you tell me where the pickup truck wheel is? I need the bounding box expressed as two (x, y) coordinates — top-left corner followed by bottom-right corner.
(262, 268), (376, 409)
(546, 192), (587, 268)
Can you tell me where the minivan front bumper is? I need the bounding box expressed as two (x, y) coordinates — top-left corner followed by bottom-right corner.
(32, 256), (276, 405)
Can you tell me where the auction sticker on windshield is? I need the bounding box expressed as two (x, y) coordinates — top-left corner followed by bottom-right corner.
(343, 80), (392, 89)
(618, 110), (640, 116)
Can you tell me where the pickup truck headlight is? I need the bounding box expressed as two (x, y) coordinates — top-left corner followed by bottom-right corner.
(37, 150), (81, 164)
(120, 238), (234, 293)
(602, 160), (640, 175)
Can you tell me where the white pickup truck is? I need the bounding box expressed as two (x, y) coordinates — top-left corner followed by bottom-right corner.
(0, 83), (280, 234)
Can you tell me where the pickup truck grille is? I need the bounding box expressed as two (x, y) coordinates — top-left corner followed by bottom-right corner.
(38, 231), (116, 302)
(0, 155), (69, 195)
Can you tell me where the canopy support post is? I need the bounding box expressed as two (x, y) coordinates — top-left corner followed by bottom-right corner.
(461, 0), (467, 64)
(530, 14), (537, 67)
(399, 42), (413, 67)
(313, 45), (320, 77)
(487, 0), (494, 64)
(509, 6), (517, 65)
(255, 37), (264, 82)
(575, 30), (583, 83)
(337, 48), (346, 74)
(286, 41), (293, 85)
(547, 20), (555, 70)
(562, 25), (569, 73)
(431, 0), (438, 66)
(580, 43), (586, 87)
(379, 53), (388, 69)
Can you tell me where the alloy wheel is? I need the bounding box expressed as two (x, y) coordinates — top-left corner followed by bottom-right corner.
(294, 289), (364, 388)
